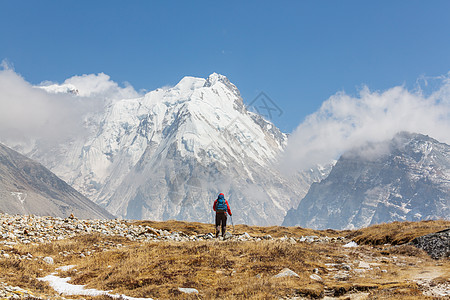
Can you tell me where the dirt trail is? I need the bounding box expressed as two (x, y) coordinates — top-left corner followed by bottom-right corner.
(412, 265), (446, 280)
(404, 261), (450, 298)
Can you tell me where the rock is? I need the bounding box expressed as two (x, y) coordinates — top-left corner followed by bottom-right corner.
(353, 269), (367, 273)
(224, 232), (233, 239)
(274, 268), (300, 278)
(325, 263), (352, 271)
(310, 274), (323, 282)
(178, 287), (199, 294)
(0, 282), (42, 299)
(144, 227), (159, 236)
(241, 232), (251, 240)
(299, 236), (318, 243)
(358, 261), (371, 269)
(342, 264), (352, 271)
(411, 228), (450, 259)
(333, 272), (350, 281)
(43, 257), (54, 264)
(202, 233), (214, 240)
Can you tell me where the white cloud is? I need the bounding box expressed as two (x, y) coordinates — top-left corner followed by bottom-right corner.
(280, 72), (450, 172)
(0, 63), (141, 152)
(38, 73), (140, 99)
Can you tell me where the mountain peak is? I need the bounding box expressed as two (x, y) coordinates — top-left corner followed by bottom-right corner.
(394, 131), (435, 143)
(204, 73), (228, 87)
(170, 73), (240, 101)
(22, 73), (310, 226)
(173, 76), (206, 91)
(173, 73), (231, 91)
(283, 132), (450, 229)
(204, 73), (242, 103)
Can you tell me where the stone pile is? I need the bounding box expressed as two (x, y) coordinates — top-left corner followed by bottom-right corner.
(0, 213), (350, 245)
(411, 228), (450, 259)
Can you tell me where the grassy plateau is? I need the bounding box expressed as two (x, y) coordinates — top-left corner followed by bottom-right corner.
(0, 219), (449, 299)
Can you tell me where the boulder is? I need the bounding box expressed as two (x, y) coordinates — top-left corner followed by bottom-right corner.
(178, 287), (199, 294)
(274, 268), (300, 278)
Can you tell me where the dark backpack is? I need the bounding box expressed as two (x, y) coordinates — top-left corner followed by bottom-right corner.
(216, 195), (227, 212)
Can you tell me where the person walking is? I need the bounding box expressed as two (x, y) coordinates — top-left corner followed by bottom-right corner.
(213, 193), (232, 238)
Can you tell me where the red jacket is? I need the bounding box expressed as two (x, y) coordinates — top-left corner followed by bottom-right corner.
(213, 198), (232, 216)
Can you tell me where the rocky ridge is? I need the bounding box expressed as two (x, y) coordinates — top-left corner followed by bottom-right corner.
(0, 213), (346, 245)
(0, 143), (114, 220)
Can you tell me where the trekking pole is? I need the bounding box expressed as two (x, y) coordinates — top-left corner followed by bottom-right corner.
(230, 214), (235, 234)
(212, 209), (216, 237)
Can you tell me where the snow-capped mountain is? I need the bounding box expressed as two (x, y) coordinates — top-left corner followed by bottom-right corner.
(283, 132), (450, 229)
(0, 143), (114, 219)
(24, 73), (327, 225)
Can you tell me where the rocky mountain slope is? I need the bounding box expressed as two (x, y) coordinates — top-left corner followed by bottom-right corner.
(22, 73), (328, 225)
(0, 143), (114, 219)
(283, 132), (450, 229)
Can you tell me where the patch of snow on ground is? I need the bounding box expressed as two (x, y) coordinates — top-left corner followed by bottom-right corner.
(55, 265), (76, 272)
(343, 241), (358, 248)
(39, 273), (153, 300)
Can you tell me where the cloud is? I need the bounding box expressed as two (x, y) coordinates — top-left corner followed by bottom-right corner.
(280, 72), (450, 172)
(0, 62), (141, 152)
(39, 73), (140, 100)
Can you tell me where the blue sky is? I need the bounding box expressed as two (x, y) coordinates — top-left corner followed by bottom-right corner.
(1, 0), (449, 133)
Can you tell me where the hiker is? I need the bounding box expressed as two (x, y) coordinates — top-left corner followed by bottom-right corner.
(213, 193), (232, 238)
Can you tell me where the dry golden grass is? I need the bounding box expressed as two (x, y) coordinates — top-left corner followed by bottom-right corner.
(70, 240), (330, 299)
(0, 234), (131, 298)
(0, 220), (448, 299)
(0, 253), (52, 296)
(347, 219), (450, 245)
(134, 219), (348, 238)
